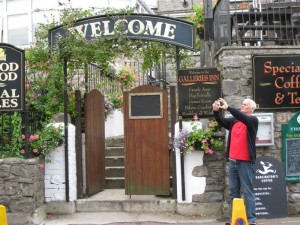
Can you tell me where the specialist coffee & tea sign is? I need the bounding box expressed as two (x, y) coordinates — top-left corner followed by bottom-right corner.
(253, 55), (300, 110)
(0, 43), (25, 111)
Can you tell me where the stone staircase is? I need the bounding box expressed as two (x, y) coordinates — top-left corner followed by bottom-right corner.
(105, 136), (125, 189)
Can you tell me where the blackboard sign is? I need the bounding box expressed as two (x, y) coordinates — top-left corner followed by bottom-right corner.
(253, 55), (300, 110)
(254, 156), (288, 219)
(129, 92), (162, 119)
(177, 68), (221, 118)
(282, 111), (300, 182)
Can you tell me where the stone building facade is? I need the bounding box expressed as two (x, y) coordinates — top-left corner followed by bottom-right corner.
(215, 46), (300, 216)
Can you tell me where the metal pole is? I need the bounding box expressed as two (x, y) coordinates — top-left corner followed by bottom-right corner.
(64, 58), (69, 202)
(176, 46), (185, 201)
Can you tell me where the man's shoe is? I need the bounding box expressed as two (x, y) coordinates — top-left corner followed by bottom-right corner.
(249, 222), (257, 225)
(224, 222), (231, 225)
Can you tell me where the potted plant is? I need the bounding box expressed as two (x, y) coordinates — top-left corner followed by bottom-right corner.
(173, 116), (223, 155)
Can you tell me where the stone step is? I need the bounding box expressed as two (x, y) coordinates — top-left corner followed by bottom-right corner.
(73, 190), (222, 216)
(105, 147), (124, 157)
(106, 156), (124, 167)
(106, 167), (124, 177)
(75, 199), (176, 213)
(105, 136), (124, 147)
(106, 177), (125, 189)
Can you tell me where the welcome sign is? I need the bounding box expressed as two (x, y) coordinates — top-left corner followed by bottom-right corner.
(49, 14), (195, 51)
(0, 44), (25, 111)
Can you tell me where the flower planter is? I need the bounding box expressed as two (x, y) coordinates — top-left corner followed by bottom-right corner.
(174, 121), (206, 203)
(175, 148), (206, 203)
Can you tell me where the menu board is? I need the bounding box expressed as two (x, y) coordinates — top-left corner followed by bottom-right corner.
(285, 139), (300, 176)
(177, 68), (221, 118)
(254, 156), (288, 219)
(282, 112), (300, 182)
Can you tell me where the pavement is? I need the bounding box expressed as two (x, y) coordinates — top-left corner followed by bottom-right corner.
(42, 213), (300, 225)
(40, 190), (300, 225)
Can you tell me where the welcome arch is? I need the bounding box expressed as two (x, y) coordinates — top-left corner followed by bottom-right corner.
(48, 13), (195, 197)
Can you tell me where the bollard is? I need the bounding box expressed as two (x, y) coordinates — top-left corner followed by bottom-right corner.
(231, 198), (248, 225)
(0, 205), (8, 225)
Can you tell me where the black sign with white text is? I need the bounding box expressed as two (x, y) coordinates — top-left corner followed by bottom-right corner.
(0, 43), (25, 111)
(177, 67), (221, 118)
(49, 14), (195, 51)
(253, 156), (288, 218)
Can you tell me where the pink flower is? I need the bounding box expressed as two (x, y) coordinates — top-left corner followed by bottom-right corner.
(33, 149), (39, 153)
(205, 147), (214, 155)
(202, 139), (207, 143)
(21, 135), (26, 140)
(29, 134), (39, 142)
(21, 149), (25, 154)
(193, 114), (199, 120)
(37, 164), (45, 170)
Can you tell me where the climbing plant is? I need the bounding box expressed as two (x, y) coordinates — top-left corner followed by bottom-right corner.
(25, 7), (196, 121)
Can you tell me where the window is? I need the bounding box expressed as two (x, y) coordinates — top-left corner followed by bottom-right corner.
(7, 14), (29, 46)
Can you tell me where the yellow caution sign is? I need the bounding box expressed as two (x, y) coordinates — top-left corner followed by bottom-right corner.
(231, 198), (248, 225)
(0, 205), (8, 225)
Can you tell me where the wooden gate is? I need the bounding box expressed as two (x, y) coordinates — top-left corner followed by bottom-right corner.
(124, 85), (170, 195)
(84, 89), (106, 196)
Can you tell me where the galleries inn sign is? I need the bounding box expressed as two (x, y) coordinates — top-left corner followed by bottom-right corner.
(0, 43), (25, 111)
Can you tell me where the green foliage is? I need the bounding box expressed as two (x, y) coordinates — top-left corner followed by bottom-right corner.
(188, 5), (204, 51)
(189, 5), (204, 30)
(20, 124), (64, 160)
(0, 113), (63, 160)
(0, 113), (24, 158)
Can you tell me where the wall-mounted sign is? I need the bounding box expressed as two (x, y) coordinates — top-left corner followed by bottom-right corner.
(177, 67), (221, 118)
(0, 43), (25, 111)
(253, 55), (300, 110)
(49, 14), (195, 51)
(129, 92), (163, 119)
(282, 111), (300, 182)
(254, 156), (288, 219)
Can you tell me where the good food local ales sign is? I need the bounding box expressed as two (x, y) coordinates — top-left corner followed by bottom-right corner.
(253, 55), (300, 109)
(0, 44), (25, 111)
(49, 14), (195, 51)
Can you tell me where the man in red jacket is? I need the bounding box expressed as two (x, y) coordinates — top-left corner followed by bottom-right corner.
(213, 98), (258, 225)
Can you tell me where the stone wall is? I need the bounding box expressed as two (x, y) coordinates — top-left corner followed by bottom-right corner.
(0, 158), (44, 214)
(215, 46), (300, 216)
(191, 135), (227, 218)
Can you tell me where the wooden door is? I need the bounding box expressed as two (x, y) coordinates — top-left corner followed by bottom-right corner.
(124, 85), (170, 195)
(85, 89), (106, 196)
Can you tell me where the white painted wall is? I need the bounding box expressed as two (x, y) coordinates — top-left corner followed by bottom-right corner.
(44, 123), (77, 202)
(174, 121), (206, 203)
(105, 109), (124, 138)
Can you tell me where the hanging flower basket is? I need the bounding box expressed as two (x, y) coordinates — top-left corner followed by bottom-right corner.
(173, 118), (223, 155)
